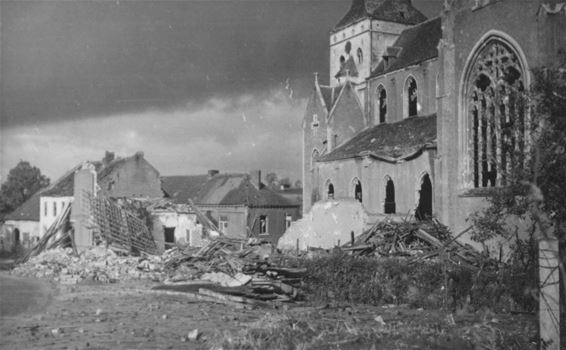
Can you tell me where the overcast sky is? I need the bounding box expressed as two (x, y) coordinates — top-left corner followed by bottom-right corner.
(1, 0), (442, 184)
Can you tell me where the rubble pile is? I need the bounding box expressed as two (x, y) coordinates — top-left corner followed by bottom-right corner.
(12, 246), (165, 284)
(154, 237), (306, 306)
(342, 219), (488, 269)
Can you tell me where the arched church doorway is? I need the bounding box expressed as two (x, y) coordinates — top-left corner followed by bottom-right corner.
(416, 174), (432, 220)
(327, 183), (334, 199)
(384, 177), (396, 214)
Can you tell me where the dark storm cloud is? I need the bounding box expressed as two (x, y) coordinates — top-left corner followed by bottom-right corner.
(1, 0), (441, 128)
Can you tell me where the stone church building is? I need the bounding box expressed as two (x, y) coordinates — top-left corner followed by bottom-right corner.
(302, 0), (566, 237)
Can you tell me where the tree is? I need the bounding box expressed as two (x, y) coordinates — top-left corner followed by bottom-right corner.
(264, 172), (279, 190)
(0, 161), (50, 217)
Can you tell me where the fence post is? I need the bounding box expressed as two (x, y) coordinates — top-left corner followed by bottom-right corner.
(539, 238), (560, 350)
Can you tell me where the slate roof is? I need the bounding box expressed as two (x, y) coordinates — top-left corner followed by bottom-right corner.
(164, 172), (298, 208)
(161, 175), (209, 204)
(319, 85), (344, 112)
(4, 192), (41, 221)
(371, 17), (441, 77)
(220, 181), (295, 208)
(318, 114), (437, 162)
(334, 0), (427, 31)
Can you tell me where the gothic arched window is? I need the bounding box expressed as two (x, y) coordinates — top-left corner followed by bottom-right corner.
(327, 182), (334, 199)
(357, 48), (363, 64)
(406, 77), (418, 117)
(311, 149), (319, 170)
(377, 85), (387, 123)
(465, 38), (527, 188)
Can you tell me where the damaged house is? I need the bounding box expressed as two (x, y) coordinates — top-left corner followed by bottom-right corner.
(162, 170), (301, 245)
(38, 151), (162, 236)
(302, 0), (566, 244)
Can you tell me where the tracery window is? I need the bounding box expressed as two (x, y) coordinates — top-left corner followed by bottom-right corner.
(466, 39), (527, 188)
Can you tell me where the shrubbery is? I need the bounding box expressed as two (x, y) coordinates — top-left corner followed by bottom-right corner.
(300, 251), (536, 312)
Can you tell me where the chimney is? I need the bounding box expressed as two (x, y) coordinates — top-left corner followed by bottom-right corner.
(207, 169), (219, 179)
(134, 151), (144, 161)
(250, 170), (261, 189)
(102, 151), (115, 166)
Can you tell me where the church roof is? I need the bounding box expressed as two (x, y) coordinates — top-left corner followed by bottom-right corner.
(318, 114), (437, 163)
(371, 17), (441, 76)
(319, 85), (344, 113)
(334, 0), (427, 31)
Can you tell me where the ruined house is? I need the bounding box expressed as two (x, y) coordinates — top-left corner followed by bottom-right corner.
(39, 151), (162, 236)
(162, 170), (301, 244)
(303, 0), (566, 242)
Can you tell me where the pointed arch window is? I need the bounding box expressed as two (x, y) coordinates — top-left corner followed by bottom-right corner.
(352, 178), (362, 202)
(311, 149), (319, 170)
(357, 48), (363, 64)
(377, 85), (387, 123)
(465, 37), (527, 188)
(406, 77), (418, 117)
(384, 177), (396, 214)
(327, 182), (334, 200)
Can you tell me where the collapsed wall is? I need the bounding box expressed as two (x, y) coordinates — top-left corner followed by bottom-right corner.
(277, 198), (367, 251)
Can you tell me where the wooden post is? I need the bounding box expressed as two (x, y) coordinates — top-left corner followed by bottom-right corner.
(296, 239), (299, 255)
(539, 238), (560, 350)
(350, 231), (355, 246)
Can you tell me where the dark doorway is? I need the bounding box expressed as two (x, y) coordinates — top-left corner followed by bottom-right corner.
(384, 179), (396, 214)
(416, 174), (433, 220)
(354, 180), (362, 202)
(328, 183), (334, 199)
(164, 227), (175, 246)
(14, 228), (20, 244)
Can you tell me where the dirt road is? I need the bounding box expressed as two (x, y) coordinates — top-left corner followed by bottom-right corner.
(0, 280), (266, 350)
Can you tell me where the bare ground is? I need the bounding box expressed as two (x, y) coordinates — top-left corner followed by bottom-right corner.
(0, 279), (538, 350)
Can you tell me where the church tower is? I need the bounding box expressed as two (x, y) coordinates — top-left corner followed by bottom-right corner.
(329, 0), (427, 104)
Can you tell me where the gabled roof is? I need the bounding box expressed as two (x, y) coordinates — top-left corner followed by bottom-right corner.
(194, 174), (248, 205)
(318, 114), (437, 163)
(371, 17), (441, 77)
(335, 56), (359, 79)
(220, 180), (295, 208)
(41, 163), (98, 197)
(165, 172), (299, 208)
(334, 0), (427, 31)
(4, 192), (41, 222)
(319, 84), (345, 113)
(161, 175), (209, 204)
(41, 152), (155, 197)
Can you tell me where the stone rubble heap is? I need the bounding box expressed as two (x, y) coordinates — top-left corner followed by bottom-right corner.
(12, 246), (165, 284)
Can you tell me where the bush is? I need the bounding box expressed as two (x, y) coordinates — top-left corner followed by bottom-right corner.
(300, 251), (536, 312)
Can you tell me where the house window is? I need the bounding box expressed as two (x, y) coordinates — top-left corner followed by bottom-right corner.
(53, 202), (57, 217)
(466, 38), (527, 188)
(259, 215), (268, 235)
(219, 215), (229, 234)
(384, 177), (396, 214)
(44, 202), (48, 216)
(327, 182), (335, 199)
(406, 77), (418, 117)
(377, 85), (387, 123)
(285, 214), (292, 229)
(357, 48), (363, 64)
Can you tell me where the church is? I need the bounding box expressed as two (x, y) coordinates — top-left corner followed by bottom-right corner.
(302, 0), (566, 238)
